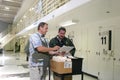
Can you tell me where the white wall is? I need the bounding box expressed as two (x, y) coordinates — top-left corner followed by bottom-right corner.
(46, 15), (120, 80)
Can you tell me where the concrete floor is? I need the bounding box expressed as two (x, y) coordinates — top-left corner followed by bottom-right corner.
(0, 51), (97, 80)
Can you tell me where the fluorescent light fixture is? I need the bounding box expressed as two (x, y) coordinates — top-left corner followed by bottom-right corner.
(20, 19), (22, 22)
(28, 34), (32, 36)
(29, 7), (34, 11)
(4, 14), (9, 16)
(5, 6), (10, 10)
(60, 20), (78, 27)
(23, 36), (27, 38)
(4, 0), (12, 1)
(23, 15), (26, 18)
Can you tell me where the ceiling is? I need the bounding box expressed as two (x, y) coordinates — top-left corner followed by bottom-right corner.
(46, 0), (120, 31)
(20, 0), (120, 37)
(0, 0), (24, 23)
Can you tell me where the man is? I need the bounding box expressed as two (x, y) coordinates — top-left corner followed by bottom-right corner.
(29, 22), (60, 80)
(49, 27), (76, 80)
(24, 40), (29, 61)
(49, 27), (76, 56)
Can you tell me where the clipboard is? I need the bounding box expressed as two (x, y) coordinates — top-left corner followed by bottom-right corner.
(57, 46), (74, 53)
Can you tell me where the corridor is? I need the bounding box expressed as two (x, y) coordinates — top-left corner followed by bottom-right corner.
(0, 51), (97, 80)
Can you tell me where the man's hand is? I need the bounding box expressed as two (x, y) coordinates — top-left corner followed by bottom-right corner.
(57, 51), (66, 56)
(52, 46), (60, 51)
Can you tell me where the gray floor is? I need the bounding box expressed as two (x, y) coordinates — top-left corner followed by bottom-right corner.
(0, 51), (97, 80)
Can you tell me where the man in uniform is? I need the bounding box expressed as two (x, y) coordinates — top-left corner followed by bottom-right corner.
(49, 27), (76, 56)
(49, 27), (76, 80)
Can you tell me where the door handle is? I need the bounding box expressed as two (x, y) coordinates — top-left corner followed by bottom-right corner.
(113, 58), (116, 61)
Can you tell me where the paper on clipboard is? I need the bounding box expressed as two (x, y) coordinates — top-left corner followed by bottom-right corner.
(57, 46), (74, 53)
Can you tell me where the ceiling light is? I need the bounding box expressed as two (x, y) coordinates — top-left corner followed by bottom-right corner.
(4, 14), (9, 16)
(28, 34), (32, 36)
(5, 7), (10, 10)
(60, 20), (78, 27)
(29, 7), (34, 11)
(23, 36), (27, 38)
(23, 15), (27, 18)
(4, 0), (12, 1)
(20, 19), (22, 22)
